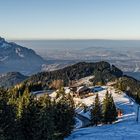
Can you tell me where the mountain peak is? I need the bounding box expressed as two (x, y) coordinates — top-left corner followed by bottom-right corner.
(0, 37), (5, 43)
(0, 37), (45, 75)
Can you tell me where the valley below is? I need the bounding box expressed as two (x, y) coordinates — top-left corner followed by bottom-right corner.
(14, 40), (140, 80)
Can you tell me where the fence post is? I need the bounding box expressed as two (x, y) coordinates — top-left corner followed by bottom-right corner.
(136, 106), (139, 123)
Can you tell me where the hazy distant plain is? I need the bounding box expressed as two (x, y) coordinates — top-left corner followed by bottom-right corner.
(12, 39), (140, 80)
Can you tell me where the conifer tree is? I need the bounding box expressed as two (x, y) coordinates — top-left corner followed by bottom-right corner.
(108, 94), (117, 123)
(103, 91), (117, 124)
(103, 91), (110, 124)
(0, 88), (17, 140)
(53, 90), (75, 139)
(91, 93), (102, 126)
(0, 86), (75, 140)
(66, 93), (75, 108)
(20, 95), (40, 140)
(34, 95), (55, 140)
(56, 87), (65, 99)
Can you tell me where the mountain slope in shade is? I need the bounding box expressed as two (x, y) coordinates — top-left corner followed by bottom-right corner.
(0, 37), (46, 75)
(0, 72), (28, 88)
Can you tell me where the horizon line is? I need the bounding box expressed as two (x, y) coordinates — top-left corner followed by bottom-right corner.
(8, 38), (140, 41)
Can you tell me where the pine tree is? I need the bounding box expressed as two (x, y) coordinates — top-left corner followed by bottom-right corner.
(20, 95), (40, 140)
(53, 91), (75, 139)
(0, 85), (75, 140)
(66, 93), (75, 108)
(108, 94), (117, 123)
(66, 93), (75, 133)
(15, 88), (31, 140)
(103, 91), (117, 124)
(36, 95), (55, 140)
(91, 93), (102, 126)
(56, 87), (65, 99)
(103, 91), (110, 124)
(0, 88), (17, 140)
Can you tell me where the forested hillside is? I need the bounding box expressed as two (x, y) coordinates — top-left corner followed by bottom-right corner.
(9, 61), (122, 96)
(26, 61), (123, 87)
(116, 75), (140, 103)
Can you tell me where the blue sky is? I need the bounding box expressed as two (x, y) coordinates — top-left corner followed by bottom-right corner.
(0, 0), (140, 40)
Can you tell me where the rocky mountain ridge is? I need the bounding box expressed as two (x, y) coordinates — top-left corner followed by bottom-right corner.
(0, 37), (45, 75)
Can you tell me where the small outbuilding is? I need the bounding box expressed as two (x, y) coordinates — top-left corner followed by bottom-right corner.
(117, 108), (123, 117)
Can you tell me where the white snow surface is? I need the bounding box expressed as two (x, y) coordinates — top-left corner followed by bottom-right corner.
(0, 56), (8, 61)
(65, 86), (140, 140)
(16, 48), (24, 58)
(72, 75), (94, 87)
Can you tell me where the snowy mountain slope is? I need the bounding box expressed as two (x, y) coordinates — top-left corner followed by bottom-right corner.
(0, 37), (45, 75)
(65, 86), (140, 140)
